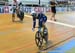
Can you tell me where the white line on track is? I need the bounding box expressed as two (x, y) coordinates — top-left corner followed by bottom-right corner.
(24, 15), (75, 28)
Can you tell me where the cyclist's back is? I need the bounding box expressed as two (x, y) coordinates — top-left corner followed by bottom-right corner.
(38, 13), (47, 20)
(31, 11), (47, 31)
(38, 13), (47, 27)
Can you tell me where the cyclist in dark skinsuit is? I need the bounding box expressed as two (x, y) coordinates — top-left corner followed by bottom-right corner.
(12, 2), (24, 22)
(12, 5), (16, 22)
(17, 2), (24, 22)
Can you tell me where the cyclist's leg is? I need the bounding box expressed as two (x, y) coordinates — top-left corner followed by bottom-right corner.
(38, 21), (42, 32)
(42, 22), (46, 29)
(42, 20), (48, 44)
(12, 9), (16, 22)
(42, 17), (47, 28)
(12, 14), (15, 22)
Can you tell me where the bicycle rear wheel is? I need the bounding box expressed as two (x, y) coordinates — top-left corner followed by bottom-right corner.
(35, 31), (43, 48)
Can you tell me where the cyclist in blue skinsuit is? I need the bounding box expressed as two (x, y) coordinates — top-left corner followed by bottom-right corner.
(31, 11), (48, 44)
(31, 11), (47, 32)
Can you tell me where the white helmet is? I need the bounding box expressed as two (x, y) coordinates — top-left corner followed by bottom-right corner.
(31, 10), (36, 15)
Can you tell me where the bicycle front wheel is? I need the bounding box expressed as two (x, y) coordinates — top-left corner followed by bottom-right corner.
(35, 31), (43, 48)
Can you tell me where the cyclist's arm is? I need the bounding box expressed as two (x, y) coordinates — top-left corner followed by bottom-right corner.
(33, 19), (36, 28)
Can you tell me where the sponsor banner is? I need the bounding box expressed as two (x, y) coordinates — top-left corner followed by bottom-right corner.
(0, 6), (9, 13)
(0, 6), (4, 13)
(56, 7), (67, 12)
(8, 6), (70, 13)
(69, 7), (75, 11)
(1, 6), (74, 14)
(9, 6), (13, 14)
(8, 6), (51, 14)
(4, 6), (9, 13)
(23, 7), (32, 13)
(34, 7), (45, 13)
(45, 7), (51, 12)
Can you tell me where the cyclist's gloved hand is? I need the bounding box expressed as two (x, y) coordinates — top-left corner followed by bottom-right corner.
(32, 28), (35, 31)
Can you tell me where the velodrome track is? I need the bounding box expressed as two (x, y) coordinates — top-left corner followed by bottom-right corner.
(0, 12), (75, 53)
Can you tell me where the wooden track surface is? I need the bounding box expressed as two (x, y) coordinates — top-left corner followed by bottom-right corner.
(0, 13), (75, 53)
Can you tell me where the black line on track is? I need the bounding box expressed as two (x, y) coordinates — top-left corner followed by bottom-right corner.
(42, 36), (74, 51)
